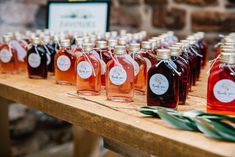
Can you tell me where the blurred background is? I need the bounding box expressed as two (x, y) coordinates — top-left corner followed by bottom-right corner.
(1, 0), (235, 156)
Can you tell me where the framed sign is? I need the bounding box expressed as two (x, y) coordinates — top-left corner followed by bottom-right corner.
(47, 0), (110, 33)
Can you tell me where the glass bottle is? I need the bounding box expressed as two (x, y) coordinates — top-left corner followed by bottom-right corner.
(27, 37), (47, 79)
(141, 41), (157, 71)
(43, 35), (56, 74)
(0, 35), (19, 74)
(108, 39), (117, 54)
(54, 39), (76, 85)
(170, 46), (189, 104)
(15, 34), (28, 72)
(147, 49), (179, 108)
(95, 41), (112, 87)
(129, 43), (147, 95)
(72, 37), (83, 57)
(76, 43), (101, 95)
(106, 45), (134, 102)
(207, 53), (235, 115)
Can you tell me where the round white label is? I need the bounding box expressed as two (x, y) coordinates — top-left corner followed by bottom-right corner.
(109, 66), (127, 85)
(133, 60), (140, 76)
(143, 57), (151, 71)
(149, 74), (169, 95)
(57, 55), (71, 71)
(100, 60), (106, 75)
(77, 61), (93, 79)
(213, 79), (235, 103)
(28, 53), (41, 68)
(46, 53), (51, 65)
(0, 49), (12, 63)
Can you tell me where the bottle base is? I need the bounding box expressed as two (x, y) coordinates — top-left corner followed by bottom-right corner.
(207, 104), (235, 116)
(134, 90), (146, 95)
(77, 90), (100, 96)
(56, 80), (75, 85)
(29, 75), (47, 79)
(107, 96), (133, 103)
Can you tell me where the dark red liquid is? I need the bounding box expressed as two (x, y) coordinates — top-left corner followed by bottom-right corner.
(27, 45), (48, 79)
(189, 45), (202, 81)
(45, 43), (56, 74)
(147, 61), (179, 108)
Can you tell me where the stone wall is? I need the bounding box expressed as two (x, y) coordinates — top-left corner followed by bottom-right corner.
(1, 0), (235, 53)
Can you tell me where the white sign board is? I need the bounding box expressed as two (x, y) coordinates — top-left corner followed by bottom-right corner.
(47, 1), (110, 33)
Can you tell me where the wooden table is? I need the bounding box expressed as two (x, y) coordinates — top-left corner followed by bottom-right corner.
(0, 67), (234, 157)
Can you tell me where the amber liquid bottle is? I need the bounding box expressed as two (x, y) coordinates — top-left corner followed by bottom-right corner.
(106, 45), (134, 102)
(27, 37), (47, 79)
(43, 35), (56, 74)
(95, 41), (112, 87)
(207, 53), (235, 115)
(141, 41), (157, 71)
(170, 46), (189, 104)
(54, 39), (76, 85)
(0, 35), (19, 74)
(129, 43), (147, 95)
(108, 39), (117, 54)
(147, 49), (179, 108)
(76, 43), (101, 95)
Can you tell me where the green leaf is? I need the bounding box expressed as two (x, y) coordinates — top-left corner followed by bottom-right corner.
(139, 109), (160, 117)
(157, 109), (198, 131)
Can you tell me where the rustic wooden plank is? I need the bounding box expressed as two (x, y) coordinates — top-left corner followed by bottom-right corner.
(0, 97), (13, 157)
(104, 138), (150, 157)
(0, 68), (234, 157)
(73, 126), (100, 157)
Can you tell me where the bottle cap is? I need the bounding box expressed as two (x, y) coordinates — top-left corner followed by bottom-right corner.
(169, 46), (181, 56)
(141, 41), (151, 49)
(220, 48), (235, 54)
(220, 53), (235, 64)
(75, 37), (83, 45)
(3, 35), (12, 43)
(96, 41), (107, 49)
(118, 37), (127, 45)
(173, 43), (184, 47)
(157, 49), (170, 60)
(148, 39), (157, 48)
(83, 43), (93, 52)
(114, 45), (126, 54)
(61, 39), (70, 47)
(108, 39), (117, 47)
(111, 31), (118, 38)
(43, 35), (51, 43)
(32, 37), (41, 45)
(120, 30), (127, 37)
(83, 36), (90, 43)
(129, 43), (140, 52)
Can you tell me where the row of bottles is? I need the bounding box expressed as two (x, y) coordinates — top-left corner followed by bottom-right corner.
(0, 30), (208, 107)
(207, 33), (235, 116)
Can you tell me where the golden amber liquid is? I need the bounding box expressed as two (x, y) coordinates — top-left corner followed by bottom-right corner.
(76, 53), (101, 95)
(0, 44), (19, 74)
(106, 55), (134, 102)
(54, 47), (76, 85)
(133, 54), (147, 95)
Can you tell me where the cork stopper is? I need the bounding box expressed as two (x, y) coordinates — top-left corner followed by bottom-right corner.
(96, 41), (107, 49)
(141, 41), (151, 49)
(61, 39), (70, 47)
(32, 37), (41, 45)
(157, 49), (170, 60)
(129, 43), (140, 52)
(118, 37), (127, 45)
(83, 43), (93, 52)
(114, 45), (126, 54)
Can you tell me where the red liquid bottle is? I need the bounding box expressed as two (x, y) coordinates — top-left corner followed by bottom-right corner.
(72, 37), (83, 57)
(27, 37), (47, 79)
(108, 39), (117, 54)
(196, 32), (208, 68)
(54, 39), (76, 85)
(106, 45), (134, 102)
(141, 41), (157, 71)
(95, 41), (112, 87)
(207, 53), (235, 115)
(170, 47), (189, 104)
(0, 35), (19, 74)
(147, 49), (179, 108)
(129, 43), (147, 95)
(76, 43), (101, 95)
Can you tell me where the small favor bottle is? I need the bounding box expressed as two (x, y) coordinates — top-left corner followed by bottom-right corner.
(129, 43), (147, 95)
(15, 34), (28, 72)
(108, 39), (117, 54)
(55, 39), (76, 85)
(0, 35), (19, 74)
(170, 46), (189, 104)
(207, 53), (235, 115)
(27, 37), (47, 79)
(95, 41), (112, 87)
(43, 35), (56, 74)
(141, 41), (157, 71)
(76, 43), (101, 95)
(106, 46), (134, 102)
(147, 49), (179, 108)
